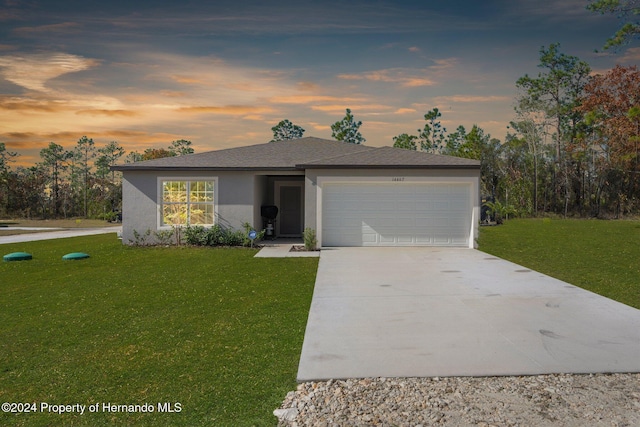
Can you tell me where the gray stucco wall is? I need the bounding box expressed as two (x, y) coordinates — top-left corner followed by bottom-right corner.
(120, 170), (160, 244)
(121, 170), (256, 244)
(253, 175), (268, 231)
(216, 171), (255, 231)
(120, 169), (305, 244)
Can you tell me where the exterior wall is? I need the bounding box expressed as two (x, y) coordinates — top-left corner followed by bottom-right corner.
(253, 175), (268, 231)
(216, 172), (255, 231)
(121, 170), (158, 244)
(304, 168), (482, 248)
(121, 170), (254, 244)
(120, 169), (304, 244)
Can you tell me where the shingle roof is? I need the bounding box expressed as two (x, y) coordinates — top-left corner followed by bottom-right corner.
(112, 137), (480, 171)
(112, 137), (371, 171)
(299, 146), (480, 169)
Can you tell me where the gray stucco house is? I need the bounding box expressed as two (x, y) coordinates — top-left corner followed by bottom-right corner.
(112, 137), (481, 247)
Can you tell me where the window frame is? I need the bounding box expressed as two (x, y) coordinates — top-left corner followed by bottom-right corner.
(157, 176), (218, 229)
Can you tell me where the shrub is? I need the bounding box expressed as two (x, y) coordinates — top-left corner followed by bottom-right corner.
(205, 224), (224, 246)
(214, 229), (239, 246)
(101, 211), (118, 222)
(484, 200), (518, 224)
(184, 224), (265, 247)
(303, 228), (318, 251)
(241, 222), (265, 247)
(184, 225), (208, 246)
(131, 229), (152, 246)
(153, 228), (175, 245)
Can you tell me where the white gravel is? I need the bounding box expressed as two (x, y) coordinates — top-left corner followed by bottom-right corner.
(275, 373), (640, 426)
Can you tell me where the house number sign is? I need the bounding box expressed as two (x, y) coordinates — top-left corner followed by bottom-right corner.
(392, 177), (405, 182)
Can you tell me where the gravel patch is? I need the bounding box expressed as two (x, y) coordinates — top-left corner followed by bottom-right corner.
(275, 374), (640, 426)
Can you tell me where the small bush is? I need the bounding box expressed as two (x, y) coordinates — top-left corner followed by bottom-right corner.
(154, 228), (175, 245)
(218, 229), (244, 246)
(303, 228), (318, 251)
(484, 200), (518, 224)
(206, 224), (224, 246)
(131, 229), (152, 246)
(241, 222), (265, 247)
(183, 223), (264, 247)
(98, 211), (122, 222)
(184, 225), (208, 246)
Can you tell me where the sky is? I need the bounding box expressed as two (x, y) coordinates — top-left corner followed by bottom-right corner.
(0, 0), (638, 166)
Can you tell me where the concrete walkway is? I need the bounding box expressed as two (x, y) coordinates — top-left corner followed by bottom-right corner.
(254, 239), (320, 258)
(0, 226), (121, 244)
(297, 247), (640, 381)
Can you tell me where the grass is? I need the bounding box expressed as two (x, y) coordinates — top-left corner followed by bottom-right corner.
(0, 234), (318, 426)
(478, 218), (640, 309)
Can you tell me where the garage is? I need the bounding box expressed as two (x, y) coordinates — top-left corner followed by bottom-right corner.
(321, 181), (473, 247)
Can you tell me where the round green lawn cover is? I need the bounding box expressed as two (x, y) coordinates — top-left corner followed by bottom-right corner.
(62, 252), (90, 260)
(3, 252), (33, 261)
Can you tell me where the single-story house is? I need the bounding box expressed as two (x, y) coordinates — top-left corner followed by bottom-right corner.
(112, 137), (481, 247)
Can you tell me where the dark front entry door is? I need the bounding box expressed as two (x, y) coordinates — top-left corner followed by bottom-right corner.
(278, 184), (303, 236)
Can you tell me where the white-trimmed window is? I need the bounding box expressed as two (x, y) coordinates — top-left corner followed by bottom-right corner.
(160, 180), (215, 226)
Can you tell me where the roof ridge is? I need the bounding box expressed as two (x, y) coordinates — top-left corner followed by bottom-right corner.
(375, 145), (455, 157)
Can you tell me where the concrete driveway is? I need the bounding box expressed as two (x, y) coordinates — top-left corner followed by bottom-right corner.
(297, 247), (640, 381)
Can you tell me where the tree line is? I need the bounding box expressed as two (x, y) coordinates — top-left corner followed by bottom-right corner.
(1, 45), (638, 220)
(0, 139), (193, 219)
(437, 46), (639, 219)
(273, 45), (640, 218)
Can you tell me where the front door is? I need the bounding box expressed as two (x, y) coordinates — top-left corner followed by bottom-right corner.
(276, 181), (304, 237)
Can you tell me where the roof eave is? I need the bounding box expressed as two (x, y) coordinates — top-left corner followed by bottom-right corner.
(111, 166), (302, 172)
(297, 164), (481, 170)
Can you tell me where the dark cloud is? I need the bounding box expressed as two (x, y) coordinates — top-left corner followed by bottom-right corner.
(13, 21), (83, 36)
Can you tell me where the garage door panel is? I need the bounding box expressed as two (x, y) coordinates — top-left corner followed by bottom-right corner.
(415, 236), (433, 244)
(433, 237), (453, 245)
(395, 235), (414, 244)
(362, 233), (377, 244)
(379, 234), (397, 244)
(322, 182), (472, 247)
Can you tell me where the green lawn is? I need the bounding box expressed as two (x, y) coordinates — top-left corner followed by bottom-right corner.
(0, 234), (318, 426)
(478, 218), (640, 309)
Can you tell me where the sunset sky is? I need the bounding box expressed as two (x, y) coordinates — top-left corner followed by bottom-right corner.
(1, 0), (637, 166)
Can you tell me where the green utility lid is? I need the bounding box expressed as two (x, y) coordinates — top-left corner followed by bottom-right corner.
(62, 252), (90, 260)
(3, 252), (33, 261)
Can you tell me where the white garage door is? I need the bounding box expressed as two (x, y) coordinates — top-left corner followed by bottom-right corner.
(322, 182), (472, 247)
